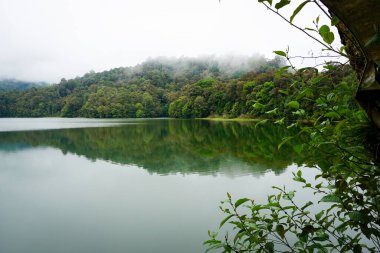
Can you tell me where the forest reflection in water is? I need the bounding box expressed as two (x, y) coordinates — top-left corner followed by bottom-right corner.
(0, 118), (330, 253)
(0, 119), (315, 176)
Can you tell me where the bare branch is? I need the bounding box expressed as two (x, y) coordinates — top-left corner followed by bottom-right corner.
(261, 2), (347, 58)
(288, 55), (342, 59)
(312, 0), (332, 19)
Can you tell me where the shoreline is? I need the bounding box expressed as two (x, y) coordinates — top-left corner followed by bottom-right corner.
(198, 117), (261, 122)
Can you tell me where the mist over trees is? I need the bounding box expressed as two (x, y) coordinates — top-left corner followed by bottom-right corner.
(0, 55), (356, 120)
(0, 55), (281, 117)
(0, 79), (48, 91)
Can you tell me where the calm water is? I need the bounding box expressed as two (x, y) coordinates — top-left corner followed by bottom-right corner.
(0, 118), (317, 253)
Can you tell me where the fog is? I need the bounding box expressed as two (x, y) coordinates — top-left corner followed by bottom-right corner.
(0, 0), (335, 83)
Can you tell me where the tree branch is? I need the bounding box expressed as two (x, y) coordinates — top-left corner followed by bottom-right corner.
(261, 2), (347, 58)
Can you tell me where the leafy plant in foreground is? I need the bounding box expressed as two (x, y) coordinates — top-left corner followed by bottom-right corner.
(205, 172), (378, 253)
(206, 0), (380, 252)
(205, 131), (380, 253)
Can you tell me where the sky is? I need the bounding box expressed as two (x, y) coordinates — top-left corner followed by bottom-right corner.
(0, 0), (335, 83)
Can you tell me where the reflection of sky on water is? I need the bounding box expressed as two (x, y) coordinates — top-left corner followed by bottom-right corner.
(0, 147), (319, 253)
(0, 118), (324, 252)
(0, 118), (143, 132)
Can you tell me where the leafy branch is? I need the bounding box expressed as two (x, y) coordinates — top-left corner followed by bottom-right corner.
(259, 0), (347, 58)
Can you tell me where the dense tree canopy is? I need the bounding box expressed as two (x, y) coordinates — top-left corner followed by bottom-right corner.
(0, 56), (357, 121)
(0, 79), (47, 91)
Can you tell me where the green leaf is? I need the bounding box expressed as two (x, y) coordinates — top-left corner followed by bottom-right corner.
(326, 92), (335, 101)
(319, 25), (335, 44)
(293, 144), (303, 154)
(276, 66), (291, 77)
(324, 111), (340, 119)
(301, 201), (313, 210)
(251, 204), (264, 211)
(313, 232), (329, 241)
(335, 221), (349, 233)
(323, 64), (336, 70)
(265, 107), (278, 114)
(324, 32), (335, 44)
(255, 119), (268, 128)
(318, 25), (330, 36)
(296, 87), (313, 99)
(205, 243), (223, 252)
(219, 214), (234, 228)
(331, 15), (339, 26)
(283, 190), (295, 200)
(234, 198), (250, 208)
(287, 122), (297, 129)
(293, 176), (306, 183)
(299, 67), (318, 74)
(274, 117), (285, 125)
(297, 231), (308, 242)
(353, 244), (362, 253)
(273, 50), (287, 57)
(315, 210), (324, 220)
(276, 224), (285, 239)
(287, 100), (300, 109)
(305, 27), (316, 32)
(302, 224), (315, 233)
(265, 242), (275, 253)
(320, 194), (341, 203)
(278, 136), (293, 150)
(292, 109), (305, 116)
(279, 89), (289, 95)
(258, 0), (273, 6)
(290, 0), (310, 23)
(348, 211), (371, 223)
(253, 101), (264, 109)
(275, 0), (290, 9)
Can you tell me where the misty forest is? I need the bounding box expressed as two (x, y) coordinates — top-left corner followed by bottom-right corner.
(0, 56), (357, 121)
(0, 0), (380, 253)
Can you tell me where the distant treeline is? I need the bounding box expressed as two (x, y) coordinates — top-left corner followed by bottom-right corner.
(0, 56), (358, 120)
(0, 79), (47, 91)
(0, 120), (318, 174)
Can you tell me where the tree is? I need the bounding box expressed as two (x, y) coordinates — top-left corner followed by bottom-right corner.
(193, 96), (208, 118)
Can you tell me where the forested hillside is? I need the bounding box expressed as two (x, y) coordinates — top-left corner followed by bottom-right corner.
(0, 79), (47, 91)
(0, 56), (358, 120)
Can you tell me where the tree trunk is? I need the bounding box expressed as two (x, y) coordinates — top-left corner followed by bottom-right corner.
(320, 0), (380, 128)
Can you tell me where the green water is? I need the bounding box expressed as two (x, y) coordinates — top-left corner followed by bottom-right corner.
(0, 118), (317, 253)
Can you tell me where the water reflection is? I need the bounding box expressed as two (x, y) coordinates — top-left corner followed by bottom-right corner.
(0, 147), (312, 253)
(0, 117), (134, 132)
(0, 118), (320, 253)
(0, 119), (312, 176)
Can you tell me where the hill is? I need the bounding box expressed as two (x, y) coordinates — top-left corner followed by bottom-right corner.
(0, 55), (356, 121)
(0, 79), (48, 91)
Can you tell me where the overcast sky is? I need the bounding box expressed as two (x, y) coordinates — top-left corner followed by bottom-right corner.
(0, 0), (333, 83)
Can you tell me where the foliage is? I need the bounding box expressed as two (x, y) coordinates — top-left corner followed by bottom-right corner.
(205, 0), (380, 252)
(0, 0), (378, 250)
(0, 79), (47, 91)
(204, 80), (380, 251)
(0, 56), (289, 119)
(206, 175), (377, 253)
(0, 56), (357, 123)
(205, 117), (380, 252)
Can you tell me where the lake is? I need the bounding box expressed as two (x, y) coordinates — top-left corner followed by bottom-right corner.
(0, 118), (317, 253)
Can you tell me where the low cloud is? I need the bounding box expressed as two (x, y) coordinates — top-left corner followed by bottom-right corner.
(0, 0), (322, 83)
